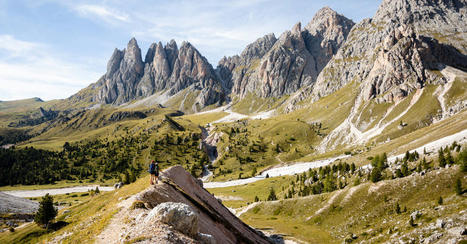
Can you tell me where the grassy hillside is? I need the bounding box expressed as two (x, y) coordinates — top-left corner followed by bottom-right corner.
(210, 147), (466, 243)
(0, 175), (151, 243)
(242, 166), (465, 243)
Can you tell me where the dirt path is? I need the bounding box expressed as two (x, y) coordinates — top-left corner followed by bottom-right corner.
(95, 195), (137, 244)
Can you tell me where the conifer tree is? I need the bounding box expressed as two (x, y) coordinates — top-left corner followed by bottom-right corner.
(267, 187), (277, 201)
(446, 151), (454, 165)
(455, 178), (462, 195)
(370, 167), (382, 183)
(437, 196), (443, 205)
(351, 163), (356, 173)
(401, 162), (409, 176)
(439, 149), (446, 167)
(422, 157), (429, 170)
(34, 194), (57, 229)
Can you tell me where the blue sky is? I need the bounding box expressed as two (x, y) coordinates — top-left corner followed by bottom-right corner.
(0, 0), (381, 101)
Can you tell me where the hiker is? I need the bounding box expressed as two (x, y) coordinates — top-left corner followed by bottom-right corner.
(148, 160), (160, 185)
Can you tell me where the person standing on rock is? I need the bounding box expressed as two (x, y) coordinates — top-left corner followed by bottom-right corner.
(148, 160), (160, 185)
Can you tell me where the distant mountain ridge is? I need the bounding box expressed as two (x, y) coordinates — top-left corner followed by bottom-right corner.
(65, 0), (465, 123)
(70, 7), (355, 111)
(218, 7), (355, 98)
(76, 38), (224, 112)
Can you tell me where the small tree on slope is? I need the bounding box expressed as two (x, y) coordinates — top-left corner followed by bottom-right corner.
(34, 193), (57, 229)
(267, 187), (277, 201)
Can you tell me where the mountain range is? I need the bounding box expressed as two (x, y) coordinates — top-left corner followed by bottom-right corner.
(1, 0), (467, 243)
(63, 0), (466, 118)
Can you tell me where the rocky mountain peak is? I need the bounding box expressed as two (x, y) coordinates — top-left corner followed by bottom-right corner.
(122, 38), (144, 76)
(106, 48), (124, 77)
(374, 0), (466, 35)
(302, 0), (467, 110)
(218, 7), (355, 100)
(144, 43), (157, 63)
(90, 37), (225, 110)
(292, 21), (302, 34)
(305, 6), (355, 37)
(239, 33), (277, 62)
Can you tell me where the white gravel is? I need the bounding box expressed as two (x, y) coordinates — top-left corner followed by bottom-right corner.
(0, 191), (39, 214)
(3, 185), (115, 198)
(388, 129), (467, 162)
(198, 103), (276, 124)
(205, 129), (467, 188)
(203, 155), (349, 189)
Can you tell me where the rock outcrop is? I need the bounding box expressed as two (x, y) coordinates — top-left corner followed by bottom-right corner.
(361, 25), (467, 102)
(309, 0), (467, 102)
(96, 38), (144, 105)
(218, 7), (354, 98)
(136, 166), (272, 244)
(144, 202), (200, 238)
(87, 38), (224, 111)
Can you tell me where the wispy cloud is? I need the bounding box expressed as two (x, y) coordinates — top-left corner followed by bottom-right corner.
(74, 4), (130, 23)
(0, 35), (100, 101)
(0, 34), (40, 57)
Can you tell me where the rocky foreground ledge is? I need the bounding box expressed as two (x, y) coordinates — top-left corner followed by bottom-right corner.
(96, 166), (273, 244)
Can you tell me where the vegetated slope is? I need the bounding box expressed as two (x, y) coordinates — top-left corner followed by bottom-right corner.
(0, 98), (44, 114)
(239, 149), (466, 243)
(0, 112), (220, 187)
(0, 173), (151, 243)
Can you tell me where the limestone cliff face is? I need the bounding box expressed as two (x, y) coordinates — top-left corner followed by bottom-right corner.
(92, 38), (224, 110)
(217, 33), (277, 95)
(96, 38), (144, 104)
(308, 0), (467, 103)
(218, 7), (354, 98)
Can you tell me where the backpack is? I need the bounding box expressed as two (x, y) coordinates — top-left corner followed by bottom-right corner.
(149, 163), (156, 173)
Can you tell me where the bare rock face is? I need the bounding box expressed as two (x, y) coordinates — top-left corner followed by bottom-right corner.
(309, 0), (467, 103)
(91, 38), (224, 110)
(217, 33), (277, 95)
(361, 25), (467, 102)
(304, 6), (356, 75)
(145, 202), (199, 237)
(256, 22), (317, 97)
(136, 166), (272, 244)
(219, 7), (354, 98)
(96, 38), (144, 104)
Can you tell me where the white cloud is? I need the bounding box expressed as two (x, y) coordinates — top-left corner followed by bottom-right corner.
(0, 35), (100, 101)
(0, 34), (40, 57)
(74, 4), (130, 23)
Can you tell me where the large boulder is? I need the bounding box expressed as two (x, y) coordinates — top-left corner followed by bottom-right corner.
(136, 166), (272, 244)
(145, 202), (199, 237)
